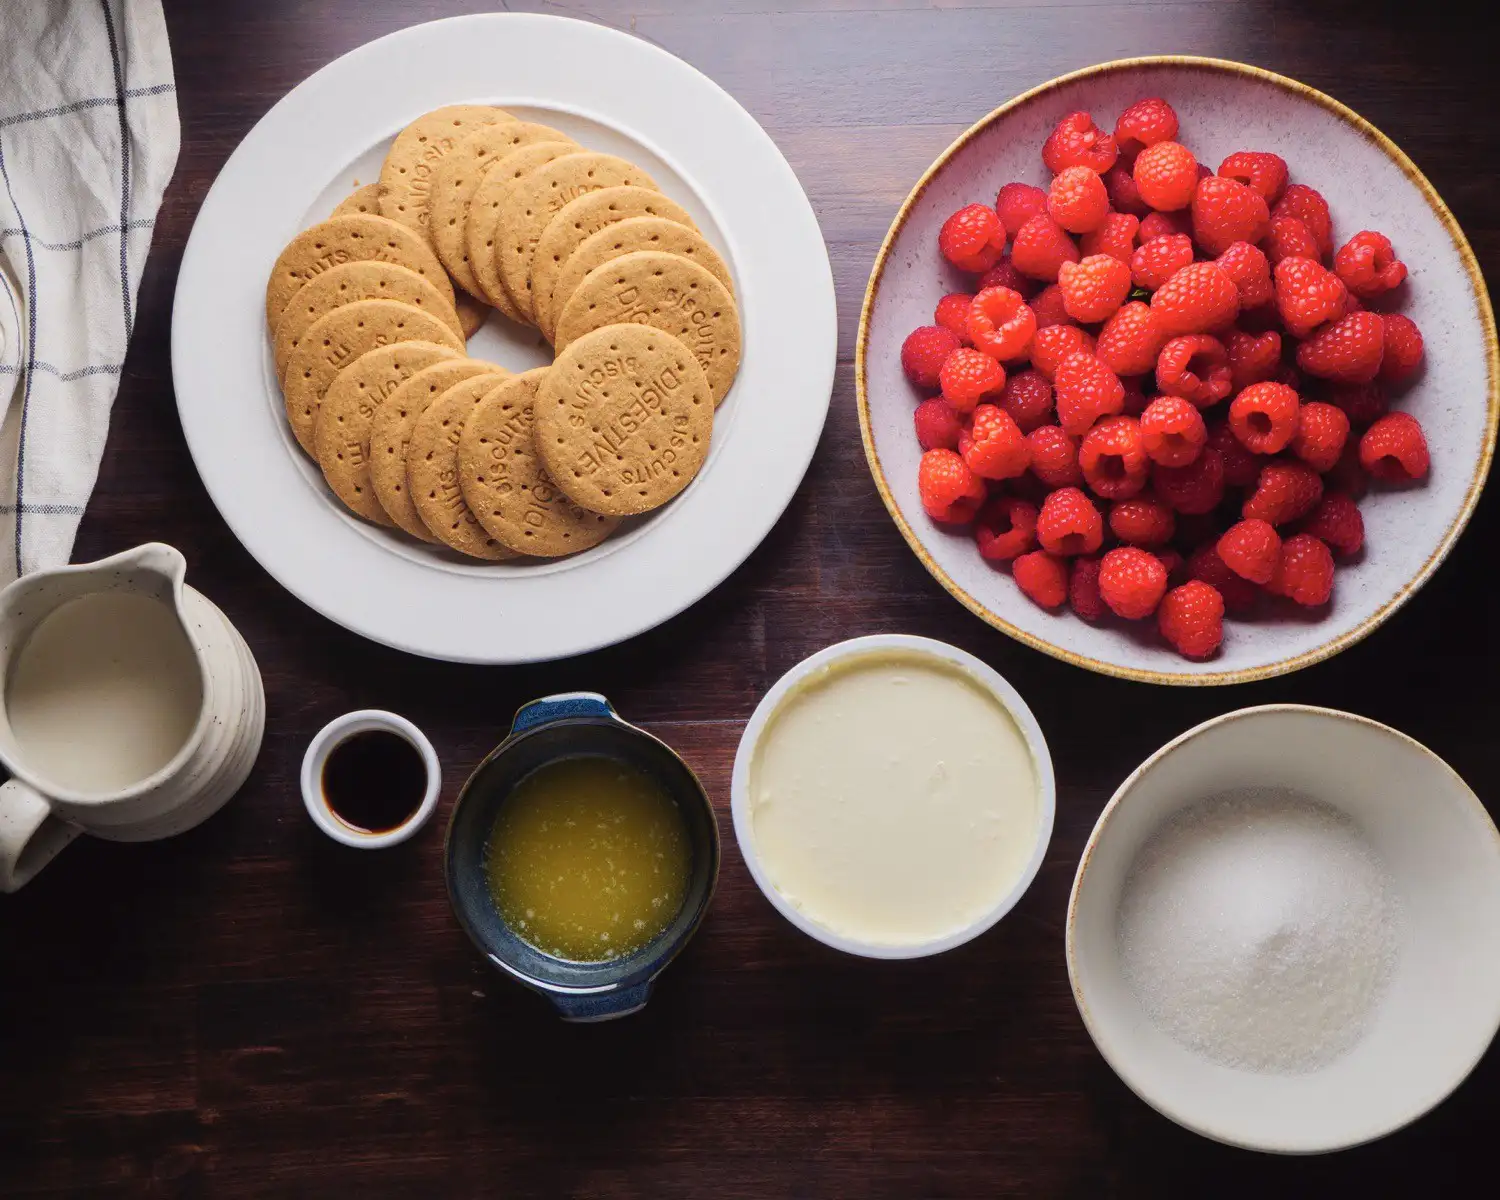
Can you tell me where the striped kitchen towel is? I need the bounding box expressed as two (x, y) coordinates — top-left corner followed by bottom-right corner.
(0, 0), (179, 582)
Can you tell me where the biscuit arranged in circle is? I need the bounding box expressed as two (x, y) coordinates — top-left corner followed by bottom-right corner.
(281, 299), (465, 455)
(315, 341), (462, 525)
(459, 369), (620, 557)
(369, 359), (499, 541)
(273, 261), (461, 377)
(497, 153), (659, 323)
(428, 122), (575, 298)
(555, 251), (741, 407)
(331, 184), (381, 218)
(535, 324), (713, 517)
(378, 105), (514, 237)
(265, 214), (454, 329)
(546, 218), (733, 347)
(409, 375), (518, 560)
(454, 292), (489, 339)
(533, 187), (697, 342)
(465, 142), (577, 322)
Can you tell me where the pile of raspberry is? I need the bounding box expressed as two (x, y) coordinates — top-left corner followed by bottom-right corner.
(901, 97), (1428, 660)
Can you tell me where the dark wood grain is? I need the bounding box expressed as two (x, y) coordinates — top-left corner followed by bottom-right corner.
(2, 1), (1496, 1195)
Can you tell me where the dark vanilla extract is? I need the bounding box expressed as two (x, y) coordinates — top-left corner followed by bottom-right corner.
(322, 730), (427, 834)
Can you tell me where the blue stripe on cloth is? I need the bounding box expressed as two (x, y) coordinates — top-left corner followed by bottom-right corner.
(0, 133), (39, 576)
(0, 504), (85, 515)
(0, 217), (154, 249)
(99, 0), (135, 340)
(0, 84), (175, 131)
(0, 362), (123, 380)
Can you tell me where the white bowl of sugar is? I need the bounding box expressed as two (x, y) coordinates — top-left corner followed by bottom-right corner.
(1067, 704), (1500, 1154)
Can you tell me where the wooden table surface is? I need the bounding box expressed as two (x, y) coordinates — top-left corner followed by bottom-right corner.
(2, 1), (1496, 1195)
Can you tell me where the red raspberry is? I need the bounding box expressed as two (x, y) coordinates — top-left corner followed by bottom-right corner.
(1036, 486), (1104, 555)
(1225, 328), (1282, 392)
(1302, 493), (1364, 556)
(1042, 111), (1118, 174)
(977, 259), (1040, 299)
(1139, 210), (1193, 242)
(1159, 580), (1225, 658)
(1274, 256), (1348, 338)
(1334, 230), (1407, 298)
(974, 495), (1039, 562)
(1229, 381), (1301, 455)
(913, 397), (965, 451)
(1217, 518), (1281, 584)
(967, 287), (1037, 362)
(1216, 151), (1289, 205)
(918, 448), (986, 523)
(1099, 546), (1169, 619)
(1026, 425), (1083, 488)
(996, 182), (1049, 236)
(1263, 215), (1321, 265)
(900, 325), (961, 389)
(1328, 381), (1388, 427)
(939, 347), (1006, 412)
(1030, 324), (1093, 379)
(1011, 215), (1081, 282)
(1206, 420), (1261, 488)
(1130, 233), (1194, 291)
(1114, 97), (1179, 157)
(1243, 459), (1323, 525)
(1150, 262), (1240, 336)
(1057, 254), (1132, 323)
(934, 293), (974, 342)
(1154, 446), (1226, 514)
(1190, 176), (1271, 256)
(1139, 395), (1208, 468)
(1273, 184), (1334, 257)
(1103, 164), (1150, 217)
(1079, 415), (1149, 500)
(1069, 555), (1106, 620)
(1080, 211), (1140, 263)
(1267, 533), (1335, 606)
(1291, 401), (1351, 473)
(1156, 335), (1232, 407)
(959, 404), (1031, 480)
(1013, 550), (1070, 609)
(998, 369), (1054, 433)
(1048, 166), (1110, 234)
(1296, 311), (1386, 384)
(1054, 353), (1125, 436)
(1215, 241), (1274, 309)
(1109, 496), (1176, 547)
(1133, 141), (1199, 212)
(1096, 301), (1167, 376)
(939, 203), (1006, 273)
(1359, 412), (1429, 481)
(1187, 543), (1259, 615)
(1029, 283), (1073, 331)
(1378, 313), (1424, 385)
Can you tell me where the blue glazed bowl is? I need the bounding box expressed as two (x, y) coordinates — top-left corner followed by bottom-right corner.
(444, 692), (720, 1021)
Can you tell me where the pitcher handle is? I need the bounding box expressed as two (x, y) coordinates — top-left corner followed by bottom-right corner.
(0, 778), (79, 893)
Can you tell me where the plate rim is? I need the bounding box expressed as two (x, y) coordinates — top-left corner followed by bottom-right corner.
(855, 54), (1499, 687)
(171, 12), (836, 664)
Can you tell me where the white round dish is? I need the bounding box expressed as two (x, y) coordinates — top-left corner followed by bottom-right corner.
(857, 57), (1498, 685)
(173, 13), (836, 663)
(730, 634), (1055, 959)
(1067, 705), (1500, 1154)
(301, 709), (440, 849)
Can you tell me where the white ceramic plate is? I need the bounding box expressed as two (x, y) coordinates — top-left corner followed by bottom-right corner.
(858, 57), (1497, 685)
(173, 13), (835, 663)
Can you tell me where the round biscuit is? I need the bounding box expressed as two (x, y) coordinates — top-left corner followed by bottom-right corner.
(464, 142), (576, 322)
(408, 375), (518, 560)
(377, 105), (514, 237)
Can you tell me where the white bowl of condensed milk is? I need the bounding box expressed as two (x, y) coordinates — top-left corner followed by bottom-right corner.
(731, 635), (1055, 958)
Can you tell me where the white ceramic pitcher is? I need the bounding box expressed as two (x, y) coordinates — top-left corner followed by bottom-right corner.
(0, 544), (265, 892)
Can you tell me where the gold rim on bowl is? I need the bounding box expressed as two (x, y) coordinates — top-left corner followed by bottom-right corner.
(855, 55), (1499, 687)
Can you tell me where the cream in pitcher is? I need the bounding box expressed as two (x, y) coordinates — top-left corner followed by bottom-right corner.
(0, 543), (265, 892)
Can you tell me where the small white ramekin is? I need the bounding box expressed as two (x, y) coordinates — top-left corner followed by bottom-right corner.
(300, 709), (441, 848)
(730, 634), (1056, 959)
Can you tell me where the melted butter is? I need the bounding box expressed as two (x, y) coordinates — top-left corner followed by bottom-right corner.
(484, 755), (691, 962)
(749, 651), (1038, 946)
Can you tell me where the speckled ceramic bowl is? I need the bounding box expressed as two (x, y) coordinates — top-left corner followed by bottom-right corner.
(857, 57), (1497, 685)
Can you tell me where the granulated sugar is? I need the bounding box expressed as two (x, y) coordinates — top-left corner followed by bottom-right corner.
(1116, 787), (1400, 1074)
